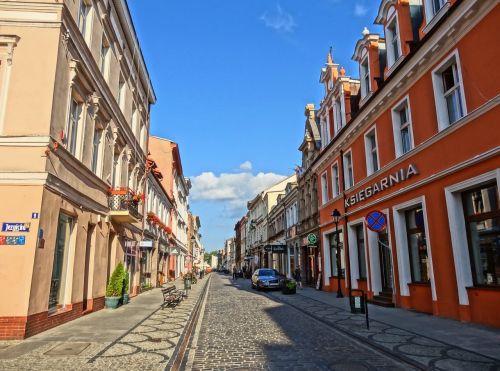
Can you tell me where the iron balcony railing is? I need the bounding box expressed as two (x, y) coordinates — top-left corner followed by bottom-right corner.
(108, 188), (141, 219)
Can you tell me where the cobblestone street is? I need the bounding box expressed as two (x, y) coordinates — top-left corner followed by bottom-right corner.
(189, 274), (416, 371)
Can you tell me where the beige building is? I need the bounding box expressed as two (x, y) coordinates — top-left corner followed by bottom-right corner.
(0, 0), (155, 339)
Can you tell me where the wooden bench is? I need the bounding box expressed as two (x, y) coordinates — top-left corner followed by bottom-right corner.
(161, 285), (184, 308)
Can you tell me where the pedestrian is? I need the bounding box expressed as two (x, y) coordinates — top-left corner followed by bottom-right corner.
(242, 265), (247, 279)
(232, 266), (237, 280)
(294, 267), (302, 289)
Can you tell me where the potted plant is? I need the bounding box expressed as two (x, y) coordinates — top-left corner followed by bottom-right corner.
(122, 269), (130, 304)
(282, 278), (297, 295)
(105, 263), (124, 309)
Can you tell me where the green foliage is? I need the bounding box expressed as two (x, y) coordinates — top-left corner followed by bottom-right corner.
(122, 268), (129, 294)
(106, 262), (124, 297)
(203, 251), (217, 264)
(285, 279), (297, 290)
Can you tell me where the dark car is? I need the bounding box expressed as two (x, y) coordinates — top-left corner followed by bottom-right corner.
(251, 268), (283, 290)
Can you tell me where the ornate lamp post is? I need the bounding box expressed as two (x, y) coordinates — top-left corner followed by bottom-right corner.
(332, 209), (343, 298)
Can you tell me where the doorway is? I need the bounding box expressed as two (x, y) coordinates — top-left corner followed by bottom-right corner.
(378, 231), (393, 291)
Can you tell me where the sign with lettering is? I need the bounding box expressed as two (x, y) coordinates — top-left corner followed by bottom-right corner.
(307, 233), (317, 246)
(365, 210), (387, 233)
(264, 244), (287, 253)
(0, 235), (26, 245)
(345, 164), (419, 208)
(2, 223), (30, 232)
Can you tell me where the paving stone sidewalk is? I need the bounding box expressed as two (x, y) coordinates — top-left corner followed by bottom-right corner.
(0, 275), (210, 371)
(267, 286), (500, 371)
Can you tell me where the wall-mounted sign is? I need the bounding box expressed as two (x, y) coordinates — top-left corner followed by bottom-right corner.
(365, 210), (387, 233)
(0, 236), (26, 245)
(139, 240), (154, 248)
(31, 213), (39, 219)
(345, 164), (419, 208)
(264, 244), (287, 253)
(307, 233), (317, 246)
(2, 223), (30, 232)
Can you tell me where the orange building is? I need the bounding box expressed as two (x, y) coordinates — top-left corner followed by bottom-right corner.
(312, 0), (500, 327)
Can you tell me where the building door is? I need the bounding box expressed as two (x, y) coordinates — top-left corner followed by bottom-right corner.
(82, 224), (95, 311)
(378, 231), (393, 291)
(49, 213), (73, 311)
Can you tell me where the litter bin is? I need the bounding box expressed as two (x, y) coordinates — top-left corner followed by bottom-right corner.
(184, 277), (192, 290)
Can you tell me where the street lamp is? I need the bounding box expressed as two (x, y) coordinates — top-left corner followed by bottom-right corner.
(332, 208), (343, 298)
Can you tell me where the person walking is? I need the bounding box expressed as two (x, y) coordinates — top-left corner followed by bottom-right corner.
(294, 267), (302, 289)
(232, 266), (238, 280)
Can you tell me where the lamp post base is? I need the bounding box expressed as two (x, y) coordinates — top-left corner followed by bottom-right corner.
(336, 291), (343, 298)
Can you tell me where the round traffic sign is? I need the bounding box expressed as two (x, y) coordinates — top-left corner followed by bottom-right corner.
(365, 210), (387, 232)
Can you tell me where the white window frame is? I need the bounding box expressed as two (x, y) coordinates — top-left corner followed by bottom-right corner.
(331, 161), (340, 198)
(385, 11), (402, 69)
(364, 127), (380, 176)
(118, 75), (126, 111)
(343, 150), (354, 189)
(431, 49), (467, 131)
(445, 169), (500, 306)
(391, 95), (415, 157)
(100, 34), (110, 81)
(393, 196), (436, 300)
(322, 224), (344, 286)
(347, 219), (369, 290)
(78, 0), (93, 43)
(423, 0), (450, 33)
(66, 97), (84, 157)
(320, 171), (329, 205)
(91, 124), (103, 176)
(360, 55), (371, 100)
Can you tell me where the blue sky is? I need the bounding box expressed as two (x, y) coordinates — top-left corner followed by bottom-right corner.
(128, 0), (381, 252)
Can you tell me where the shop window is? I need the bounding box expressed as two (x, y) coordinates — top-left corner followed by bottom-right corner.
(360, 57), (370, 99)
(329, 230), (345, 277)
(364, 129), (379, 175)
(321, 172), (328, 205)
(391, 97), (414, 157)
(356, 225), (367, 279)
(462, 182), (500, 287)
(405, 206), (430, 283)
(343, 151), (354, 189)
(48, 213), (74, 310)
(332, 163), (340, 198)
(66, 98), (83, 156)
(432, 51), (467, 130)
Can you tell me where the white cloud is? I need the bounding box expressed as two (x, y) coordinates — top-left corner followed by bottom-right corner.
(190, 171), (287, 217)
(239, 161), (253, 171)
(260, 4), (296, 33)
(354, 3), (368, 17)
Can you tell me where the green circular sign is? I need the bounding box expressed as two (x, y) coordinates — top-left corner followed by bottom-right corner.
(307, 233), (317, 245)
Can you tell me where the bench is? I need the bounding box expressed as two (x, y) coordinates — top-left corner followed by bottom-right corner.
(161, 285), (184, 308)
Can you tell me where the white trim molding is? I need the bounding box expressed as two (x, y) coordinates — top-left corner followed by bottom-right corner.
(444, 169), (500, 306)
(392, 196), (437, 300)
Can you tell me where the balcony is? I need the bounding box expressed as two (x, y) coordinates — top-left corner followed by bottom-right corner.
(108, 188), (141, 223)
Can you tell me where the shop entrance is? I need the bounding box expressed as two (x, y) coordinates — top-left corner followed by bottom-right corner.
(378, 231), (393, 292)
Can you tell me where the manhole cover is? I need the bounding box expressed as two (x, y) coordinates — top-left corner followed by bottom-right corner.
(45, 343), (90, 356)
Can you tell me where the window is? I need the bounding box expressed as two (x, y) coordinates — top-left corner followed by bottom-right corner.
(405, 207), (429, 283)
(364, 129), (379, 175)
(334, 97), (343, 131)
(321, 172), (328, 205)
(332, 163), (340, 198)
(432, 51), (466, 130)
(356, 225), (367, 279)
(360, 57), (370, 99)
(111, 153), (119, 188)
(67, 99), (82, 156)
(386, 16), (401, 67)
(392, 98), (413, 157)
(343, 151), (354, 189)
(78, 0), (92, 41)
(140, 122), (146, 151)
(329, 230), (344, 277)
(131, 106), (138, 132)
(49, 213), (74, 310)
(100, 36), (110, 80)
(118, 75), (126, 110)
(91, 127), (102, 175)
(462, 182), (500, 286)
